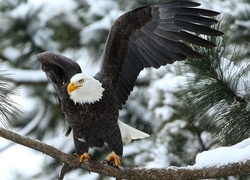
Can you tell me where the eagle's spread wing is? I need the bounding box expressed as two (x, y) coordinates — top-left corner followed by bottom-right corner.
(96, 1), (223, 109)
(37, 52), (82, 136)
(37, 52), (82, 102)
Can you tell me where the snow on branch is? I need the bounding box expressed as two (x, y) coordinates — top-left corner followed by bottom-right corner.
(1, 127), (250, 179)
(4, 69), (47, 84)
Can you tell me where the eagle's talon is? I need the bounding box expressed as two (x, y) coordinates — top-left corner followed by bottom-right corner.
(106, 151), (121, 167)
(73, 152), (90, 163)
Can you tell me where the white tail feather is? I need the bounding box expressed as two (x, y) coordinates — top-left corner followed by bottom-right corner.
(118, 120), (150, 143)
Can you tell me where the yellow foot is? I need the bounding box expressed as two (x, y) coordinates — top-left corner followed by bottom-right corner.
(73, 152), (90, 163)
(106, 151), (121, 167)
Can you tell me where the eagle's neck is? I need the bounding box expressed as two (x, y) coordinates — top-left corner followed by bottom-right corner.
(69, 78), (104, 105)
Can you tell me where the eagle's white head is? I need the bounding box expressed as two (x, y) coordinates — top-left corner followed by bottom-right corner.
(67, 73), (104, 104)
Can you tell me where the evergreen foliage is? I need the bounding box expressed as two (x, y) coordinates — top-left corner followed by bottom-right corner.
(0, 71), (20, 128)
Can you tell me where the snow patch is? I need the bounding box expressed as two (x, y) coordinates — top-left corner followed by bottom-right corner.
(5, 69), (47, 83)
(193, 138), (250, 168)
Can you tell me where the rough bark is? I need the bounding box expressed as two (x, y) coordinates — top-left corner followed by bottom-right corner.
(1, 127), (250, 179)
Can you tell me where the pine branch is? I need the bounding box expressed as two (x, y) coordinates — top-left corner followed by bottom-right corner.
(0, 72), (21, 128)
(1, 127), (250, 179)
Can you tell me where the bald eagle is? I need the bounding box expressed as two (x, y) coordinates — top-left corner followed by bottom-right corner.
(38, 1), (223, 166)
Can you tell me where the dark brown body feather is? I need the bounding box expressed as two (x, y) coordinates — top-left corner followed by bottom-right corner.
(38, 1), (223, 160)
(61, 78), (122, 156)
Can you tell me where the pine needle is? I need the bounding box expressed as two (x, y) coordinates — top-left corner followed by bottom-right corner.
(0, 71), (21, 128)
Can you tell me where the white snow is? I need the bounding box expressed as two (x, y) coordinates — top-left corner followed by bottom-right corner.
(30, 0), (77, 23)
(193, 138), (250, 168)
(4, 69), (47, 83)
(64, 169), (99, 180)
(81, 0), (123, 44)
(218, 58), (250, 97)
(85, 0), (119, 18)
(154, 106), (174, 121)
(2, 47), (22, 61)
(0, 143), (44, 179)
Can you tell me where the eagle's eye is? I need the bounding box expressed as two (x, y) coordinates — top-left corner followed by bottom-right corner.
(78, 79), (84, 84)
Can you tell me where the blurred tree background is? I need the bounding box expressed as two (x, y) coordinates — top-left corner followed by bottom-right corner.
(0, 0), (250, 179)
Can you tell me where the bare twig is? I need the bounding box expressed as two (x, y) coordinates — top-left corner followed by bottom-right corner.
(1, 127), (250, 179)
(58, 163), (72, 180)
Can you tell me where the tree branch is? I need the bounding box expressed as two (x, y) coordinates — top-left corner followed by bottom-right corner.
(1, 127), (250, 179)
(58, 163), (72, 180)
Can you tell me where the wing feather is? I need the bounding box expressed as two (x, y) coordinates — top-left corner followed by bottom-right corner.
(172, 14), (218, 25)
(163, 21), (223, 36)
(37, 52), (82, 103)
(95, 1), (223, 109)
(137, 34), (168, 65)
(154, 29), (216, 47)
(165, 7), (220, 16)
(140, 26), (186, 60)
(37, 52), (82, 136)
(129, 43), (150, 67)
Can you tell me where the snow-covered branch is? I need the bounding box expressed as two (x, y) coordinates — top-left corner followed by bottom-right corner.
(1, 127), (250, 179)
(3, 69), (47, 84)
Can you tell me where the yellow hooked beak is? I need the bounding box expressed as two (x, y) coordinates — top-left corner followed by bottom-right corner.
(67, 82), (82, 94)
